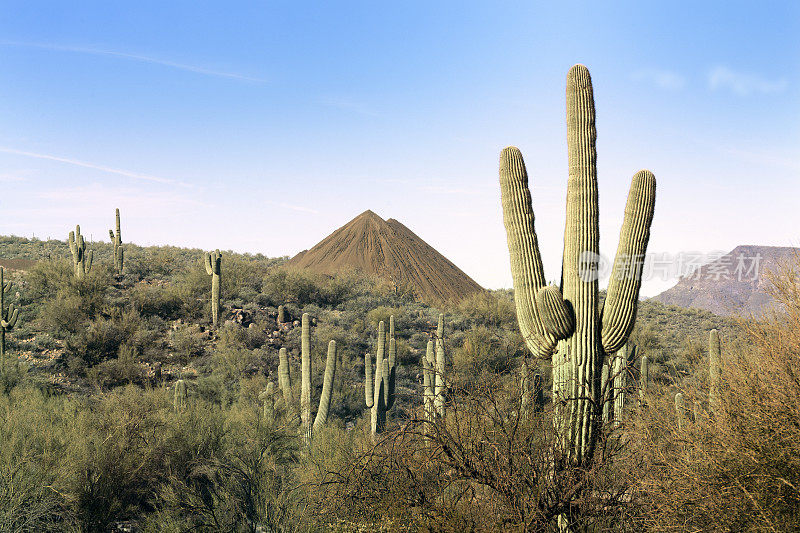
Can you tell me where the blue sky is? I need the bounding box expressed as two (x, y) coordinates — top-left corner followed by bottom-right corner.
(1, 1), (798, 295)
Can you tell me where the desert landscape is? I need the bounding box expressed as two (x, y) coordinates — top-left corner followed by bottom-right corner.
(0, 3), (797, 532)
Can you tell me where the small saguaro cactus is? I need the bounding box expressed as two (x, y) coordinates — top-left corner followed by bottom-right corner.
(204, 249), (222, 328)
(421, 314), (446, 422)
(639, 354), (649, 404)
(259, 382), (276, 422)
(276, 313), (337, 444)
(0, 268), (20, 370)
(174, 379), (187, 412)
(613, 342), (632, 424)
(366, 316), (398, 439)
(108, 208), (124, 274)
(709, 329), (722, 418)
(277, 305), (286, 324)
(603, 341), (633, 423)
(499, 65), (656, 465)
(68, 225), (93, 280)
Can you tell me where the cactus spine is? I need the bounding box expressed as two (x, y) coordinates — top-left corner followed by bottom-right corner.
(68, 225), (93, 280)
(0, 268), (19, 371)
(499, 65), (656, 464)
(203, 249), (222, 328)
(174, 379), (187, 412)
(108, 208), (123, 274)
(276, 314), (337, 443)
(709, 329), (722, 419)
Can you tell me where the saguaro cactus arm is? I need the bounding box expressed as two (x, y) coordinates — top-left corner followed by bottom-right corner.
(499, 151), (561, 358)
(364, 352), (374, 408)
(600, 171), (656, 353)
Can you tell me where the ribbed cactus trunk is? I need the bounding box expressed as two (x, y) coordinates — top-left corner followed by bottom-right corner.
(0, 268), (19, 371)
(499, 65), (656, 467)
(277, 305), (285, 324)
(108, 208), (123, 275)
(68, 225), (93, 280)
(313, 340), (337, 433)
(709, 329), (722, 419)
(204, 250), (222, 328)
(300, 313), (312, 443)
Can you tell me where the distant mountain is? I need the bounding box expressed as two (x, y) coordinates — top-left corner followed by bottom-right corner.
(653, 245), (798, 316)
(286, 210), (483, 302)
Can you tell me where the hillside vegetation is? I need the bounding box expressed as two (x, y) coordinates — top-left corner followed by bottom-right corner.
(0, 233), (791, 531)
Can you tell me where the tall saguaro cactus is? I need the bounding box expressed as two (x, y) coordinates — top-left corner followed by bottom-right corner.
(0, 268), (19, 370)
(499, 65), (656, 465)
(366, 317), (398, 440)
(108, 208), (124, 275)
(204, 249), (222, 328)
(68, 225), (93, 280)
(277, 313), (337, 444)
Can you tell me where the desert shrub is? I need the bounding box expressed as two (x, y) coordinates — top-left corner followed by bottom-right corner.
(455, 290), (516, 329)
(451, 325), (514, 378)
(629, 262), (800, 532)
(144, 398), (300, 532)
(168, 324), (208, 363)
(0, 386), (74, 531)
(88, 343), (144, 389)
(309, 373), (628, 532)
(128, 282), (184, 319)
(66, 309), (145, 373)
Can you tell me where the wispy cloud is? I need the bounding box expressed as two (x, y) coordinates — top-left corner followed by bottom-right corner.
(0, 41), (265, 83)
(0, 173), (26, 183)
(708, 66), (787, 96)
(631, 68), (686, 91)
(0, 146), (189, 186)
